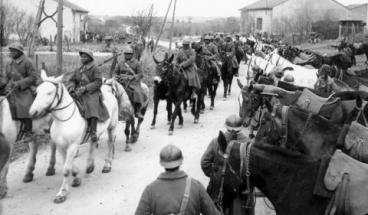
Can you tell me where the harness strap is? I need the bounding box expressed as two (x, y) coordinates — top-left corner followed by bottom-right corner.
(281, 106), (289, 148)
(324, 173), (351, 215)
(179, 177), (192, 215)
(355, 103), (368, 126)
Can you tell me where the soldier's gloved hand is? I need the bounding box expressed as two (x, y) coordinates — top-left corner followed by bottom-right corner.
(12, 81), (20, 90)
(75, 87), (86, 97)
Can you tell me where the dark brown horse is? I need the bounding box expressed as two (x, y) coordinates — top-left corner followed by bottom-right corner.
(215, 131), (332, 215)
(221, 54), (236, 99)
(163, 60), (201, 135)
(194, 45), (219, 110)
(151, 54), (174, 129)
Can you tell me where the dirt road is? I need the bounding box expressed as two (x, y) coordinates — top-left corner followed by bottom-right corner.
(2, 64), (275, 215)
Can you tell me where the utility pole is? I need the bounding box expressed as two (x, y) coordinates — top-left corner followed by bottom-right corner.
(0, 0), (4, 74)
(154, 0), (173, 52)
(168, 0), (177, 54)
(57, 0), (63, 75)
(28, 0), (46, 57)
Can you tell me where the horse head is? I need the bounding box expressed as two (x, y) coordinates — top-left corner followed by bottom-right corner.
(29, 70), (65, 118)
(154, 53), (174, 82)
(237, 81), (265, 127)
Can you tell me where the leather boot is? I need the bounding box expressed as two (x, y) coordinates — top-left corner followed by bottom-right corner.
(21, 119), (33, 143)
(88, 118), (98, 142)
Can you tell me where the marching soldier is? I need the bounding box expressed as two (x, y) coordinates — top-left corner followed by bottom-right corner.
(67, 49), (110, 142)
(201, 114), (250, 214)
(114, 47), (146, 119)
(0, 43), (39, 143)
(176, 40), (201, 100)
(135, 144), (221, 215)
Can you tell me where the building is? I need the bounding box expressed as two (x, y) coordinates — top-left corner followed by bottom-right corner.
(240, 0), (348, 35)
(346, 4), (368, 32)
(5, 0), (88, 43)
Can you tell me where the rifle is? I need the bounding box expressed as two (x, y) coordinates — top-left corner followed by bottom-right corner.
(97, 52), (123, 67)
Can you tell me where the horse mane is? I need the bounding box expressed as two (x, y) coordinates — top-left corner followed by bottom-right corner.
(252, 143), (319, 166)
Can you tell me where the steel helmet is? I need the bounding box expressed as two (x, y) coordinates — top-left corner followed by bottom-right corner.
(8, 42), (24, 54)
(124, 46), (134, 54)
(160, 144), (183, 169)
(79, 49), (94, 60)
(283, 74), (295, 84)
(225, 114), (243, 132)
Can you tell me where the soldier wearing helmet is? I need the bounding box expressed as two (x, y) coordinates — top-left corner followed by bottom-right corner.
(176, 40), (202, 99)
(114, 46), (147, 119)
(314, 64), (334, 97)
(201, 114), (248, 211)
(202, 35), (221, 81)
(0, 43), (39, 143)
(135, 144), (221, 215)
(67, 49), (110, 143)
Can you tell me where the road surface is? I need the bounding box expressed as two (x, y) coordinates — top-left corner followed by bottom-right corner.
(1, 63), (275, 215)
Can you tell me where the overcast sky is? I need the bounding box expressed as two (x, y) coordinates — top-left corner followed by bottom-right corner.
(72, 0), (368, 17)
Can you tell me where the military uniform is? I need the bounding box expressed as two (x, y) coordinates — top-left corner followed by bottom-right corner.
(234, 38), (245, 65)
(2, 54), (38, 120)
(223, 40), (239, 70)
(176, 47), (201, 90)
(114, 57), (147, 117)
(68, 61), (109, 122)
(203, 40), (222, 78)
(135, 171), (221, 215)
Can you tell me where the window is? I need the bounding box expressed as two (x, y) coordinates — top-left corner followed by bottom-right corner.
(256, 18), (263, 31)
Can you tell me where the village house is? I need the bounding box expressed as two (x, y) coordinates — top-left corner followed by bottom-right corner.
(346, 3), (368, 32)
(240, 0), (348, 35)
(6, 0), (88, 43)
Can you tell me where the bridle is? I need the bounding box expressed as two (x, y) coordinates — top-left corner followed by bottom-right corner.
(42, 81), (76, 122)
(215, 140), (255, 212)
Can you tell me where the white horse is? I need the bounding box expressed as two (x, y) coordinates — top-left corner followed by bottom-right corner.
(104, 79), (149, 151)
(29, 71), (118, 203)
(0, 94), (50, 199)
(248, 54), (318, 88)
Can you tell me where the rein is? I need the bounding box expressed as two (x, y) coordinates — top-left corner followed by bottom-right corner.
(43, 81), (77, 122)
(0, 87), (16, 104)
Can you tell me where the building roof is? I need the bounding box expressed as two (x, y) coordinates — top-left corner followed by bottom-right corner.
(240, 0), (289, 11)
(53, 0), (89, 13)
(346, 3), (368, 10)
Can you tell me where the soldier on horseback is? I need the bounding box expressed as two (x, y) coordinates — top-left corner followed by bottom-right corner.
(114, 47), (146, 119)
(0, 43), (39, 143)
(234, 34), (245, 77)
(203, 35), (221, 83)
(176, 40), (201, 100)
(223, 35), (239, 72)
(67, 50), (110, 142)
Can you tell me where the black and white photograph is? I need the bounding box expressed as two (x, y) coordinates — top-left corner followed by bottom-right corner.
(1, 0), (368, 214)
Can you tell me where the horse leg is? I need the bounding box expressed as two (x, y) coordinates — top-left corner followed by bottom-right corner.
(71, 165), (81, 187)
(150, 97), (159, 129)
(46, 141), (57, 176)
(130, 117), (138, 144)
(178, 105), (184, 128)
(124, 120), (132, 152)
(194, 96), (201, 124)
(223, 80), (228, 99)
(23, 140), (38, 183)
(167, 100), (173, 124)
(0, 161), (9, 199)
(86, 140), (96, 174)
(102, 127), (116, 173)
(53, 147), (67, 203)
(169, 103), (180, 135)
(183, 100), (188, 113)
(132, 118), (143, 144)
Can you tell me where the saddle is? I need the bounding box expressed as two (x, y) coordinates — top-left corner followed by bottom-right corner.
(324, 150), (368, 215)
(296, 89), (340, 115)
(344, 122), (368, 164)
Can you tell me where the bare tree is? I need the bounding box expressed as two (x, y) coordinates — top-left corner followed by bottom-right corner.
(130, 4), (155, 37)
(14, 9), (35, 45)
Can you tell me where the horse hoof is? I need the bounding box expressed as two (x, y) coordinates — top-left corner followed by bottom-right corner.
(210, 106), (214, 110)
(54, 195), (67, 204)
(71, 178), (82, 187)
(46, 168), (56, 176)
(200, 110), (205, 114)
(129, 137), (138, 144)
(178, 125), (183, 129)
(102, 166), (112, 174)
(168, 131), (174, 136)
(86, 165), (95, 174)
(150, 125), (156, 129)
(194, 119), (199, 124)
(125, 145), (132, 152)
(167, 121), (171, 125)
(23, 173), (34, 183)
